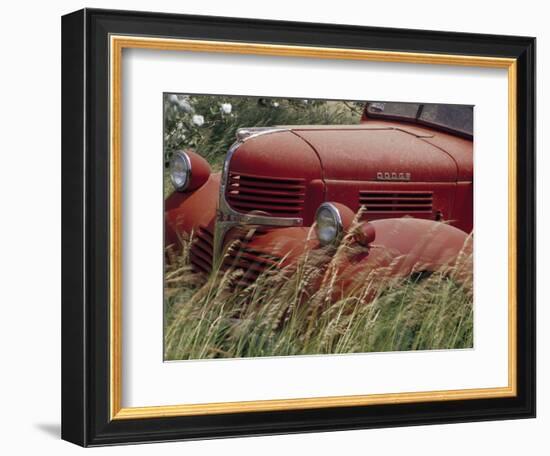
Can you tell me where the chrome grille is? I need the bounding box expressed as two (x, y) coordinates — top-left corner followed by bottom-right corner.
(226, 173), (305, 217)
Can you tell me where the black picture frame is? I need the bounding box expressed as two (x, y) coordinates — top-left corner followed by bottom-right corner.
(62, 8), (536, 447)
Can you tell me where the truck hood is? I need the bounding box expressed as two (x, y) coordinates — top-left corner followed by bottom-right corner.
(291, 126), (459, 182)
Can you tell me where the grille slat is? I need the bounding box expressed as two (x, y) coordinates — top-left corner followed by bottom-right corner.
(196, 229), (213, 243)
(227, 192), (304, 204)
(194, 240), (213, 258)
(225, 250), (279, 268)
(223, 259), (271, 275)
(225, 246), (282, 286)
(359, 196), (432, 202)
(230, 182), (305, 192)
(227, 200), (303, 214)
(359, 190), (433, 214)
(228, 187), (304, 198)
(190, 225), (214, 273)
(231, 174), (305, 184)
(189, 224), (283, 285)
(227, 172), (305, 217)
(191, 244), (213, 266)
(189, 254), (211, 273)
(363, 203), (432, 209)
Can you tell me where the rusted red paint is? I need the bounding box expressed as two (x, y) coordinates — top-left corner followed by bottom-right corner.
(165, 173), (220, 249)
(235, 217), (469, 296)
(293, 128), (457, 182)
(184, 150), (212, 191)
(165, 107), (473, 289)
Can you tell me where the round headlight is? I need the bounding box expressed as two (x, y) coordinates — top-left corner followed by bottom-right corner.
(315, 203), (344, 246)
(169, 151), (192, 191)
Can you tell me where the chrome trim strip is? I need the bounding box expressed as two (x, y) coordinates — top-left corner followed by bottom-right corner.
(212, 128), (303, 266)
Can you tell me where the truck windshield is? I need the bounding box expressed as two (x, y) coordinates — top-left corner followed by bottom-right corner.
(365, 102), (473, 138)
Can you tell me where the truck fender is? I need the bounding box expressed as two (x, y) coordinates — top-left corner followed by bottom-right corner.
(165, 173), (220, 252)
(341, 218), (472, 294)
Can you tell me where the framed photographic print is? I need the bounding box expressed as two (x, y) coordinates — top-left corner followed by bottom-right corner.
(61, 8), (536, 446)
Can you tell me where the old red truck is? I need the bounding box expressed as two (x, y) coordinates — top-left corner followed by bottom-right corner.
(165, 101), (473, 288)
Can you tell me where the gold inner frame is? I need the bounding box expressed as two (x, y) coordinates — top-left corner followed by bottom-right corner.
(109, 35), (518, 420)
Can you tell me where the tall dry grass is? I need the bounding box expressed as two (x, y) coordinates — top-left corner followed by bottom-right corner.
(164, 225), (473, 361)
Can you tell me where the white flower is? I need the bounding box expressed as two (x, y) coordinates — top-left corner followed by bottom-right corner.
(272, 101), (279, 108)
(168, 94), (193, 113)
(179, 100), (193, 113)
(220, 103), (232, 114)
(192, 114), (204, 126)
(302, 99), (309, 104)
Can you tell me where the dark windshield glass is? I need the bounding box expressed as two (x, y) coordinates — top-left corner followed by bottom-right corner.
(365, 102), (473, 138)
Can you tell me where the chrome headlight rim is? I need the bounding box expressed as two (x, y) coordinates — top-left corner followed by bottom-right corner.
(315, 202), (344, 246)
(169, 150), (192, 191)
